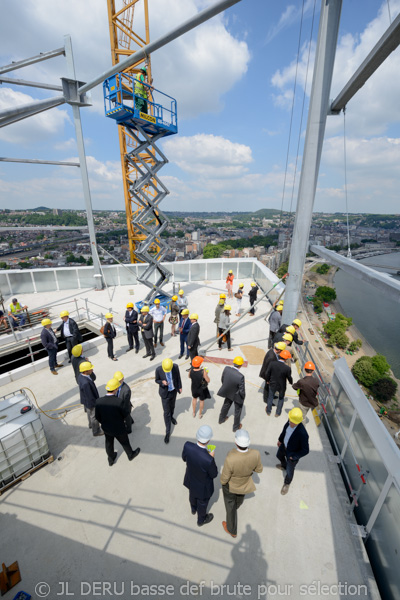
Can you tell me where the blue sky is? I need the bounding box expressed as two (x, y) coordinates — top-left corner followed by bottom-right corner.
(1, 0), (400, 214)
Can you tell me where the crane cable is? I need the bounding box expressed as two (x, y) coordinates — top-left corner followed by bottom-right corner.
(343, 107), (352, 257)
(277, 0), (306, 234)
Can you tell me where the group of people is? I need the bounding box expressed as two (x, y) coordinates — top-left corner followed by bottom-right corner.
(35, 276), (319, 539)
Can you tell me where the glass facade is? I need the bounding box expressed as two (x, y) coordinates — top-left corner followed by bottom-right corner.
(57, 269), (79, 290)
(34, 270), (57, 292)
(0, 273), (11, 296)
(190, 262), (206, 281)
(7, 271), (34, 294)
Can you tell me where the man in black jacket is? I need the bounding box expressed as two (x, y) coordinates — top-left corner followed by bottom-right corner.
(265, 349), (293, 417)
(124, 302), (140, 353)
(78, 361), (103, 437)
(40, 318), (63, 375)
(278, 318), (304, 346)
(71, 344), (90, 384)
(57, 310), (83, 362)
(259, 341), (286, 403)
(187, 313), (200, 363)
(182, 425), (218, 527)
(218, 356), (246, 432)
(139, 306), (155, 360)
(114, 370), (134, 433)
(248, 282), (258, 316)
(95, 378), (140, 466)
(155, 358), (182, 444)
(276, 407), (309, 495)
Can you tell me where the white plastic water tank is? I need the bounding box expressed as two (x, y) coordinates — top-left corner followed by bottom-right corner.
(0, 390), (50, 489)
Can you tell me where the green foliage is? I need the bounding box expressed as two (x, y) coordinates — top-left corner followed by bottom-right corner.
(371, 354), (390, 377)
(327, 245), (341, 251)
(371, 377), (398, 402)
(352, 357), (381, 387)
(315, 285), (336, 302)
(313, 297), (323, 314)
(66, 253), (86, 264)
(0, 261), (9, 269)
(316, 263), (330, 274)
(18, 261), (33, 269)
(3, 211), (86, 227)
(203, 244), (222, 259)
(277, 261), (288, 279)
(348, 339), (362, 352)
(86, 257), (93, 266)
(361, 238), (377, 244)
(329, 330), (349, 349)
(176, 230), (185, 238)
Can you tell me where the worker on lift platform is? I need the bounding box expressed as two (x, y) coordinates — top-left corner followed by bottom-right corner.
(134, 67), (149, 114)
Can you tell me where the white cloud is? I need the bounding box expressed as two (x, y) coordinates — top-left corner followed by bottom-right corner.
(163, 134), (252, 177)
(0, 88), (70, 145)
(266, 0), (318, 44)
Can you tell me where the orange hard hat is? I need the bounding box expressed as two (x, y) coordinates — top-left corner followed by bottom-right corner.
(280, 350), (292, 360)
(304, 361), (315, 371)
(192, 356), (204, 368)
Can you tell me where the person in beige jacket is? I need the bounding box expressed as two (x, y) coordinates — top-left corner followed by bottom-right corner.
(220, 429), (263, 538)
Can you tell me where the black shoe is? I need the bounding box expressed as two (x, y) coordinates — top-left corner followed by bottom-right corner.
(186, 355), (189, 360)
(198, 513), (214, 527)
(164, 434), (170, 444)
(126, 348), (133, 352)
(191, 509), (196, 515)
(171, 417), (177, 425)
(143, 354), (150, 358)
(178, 354), (183, 359)
(150, 355), (155, 361)
(135, 349), (139, 354)
(93, 431), (105, 437)
(108, 452), (118, 466)
(68, 359), (71, 363)
(129, 448), (141, 461)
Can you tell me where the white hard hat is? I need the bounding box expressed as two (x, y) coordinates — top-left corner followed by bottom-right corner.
(235, 429), (250, 448)
(196, 425), (213, 444)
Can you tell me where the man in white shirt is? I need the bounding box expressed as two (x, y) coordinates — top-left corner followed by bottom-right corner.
(150, 298), (167, 347)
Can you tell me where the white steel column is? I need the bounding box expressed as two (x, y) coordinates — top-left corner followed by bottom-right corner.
(283, 0), (342, 324)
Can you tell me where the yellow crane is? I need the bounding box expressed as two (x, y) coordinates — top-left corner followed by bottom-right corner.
(107, 0), (154, 263)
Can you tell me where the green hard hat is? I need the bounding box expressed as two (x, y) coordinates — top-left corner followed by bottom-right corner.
(140, 66), (147, 74)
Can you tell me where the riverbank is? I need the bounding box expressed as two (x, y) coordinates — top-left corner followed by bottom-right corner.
(304, 264), (400, 442)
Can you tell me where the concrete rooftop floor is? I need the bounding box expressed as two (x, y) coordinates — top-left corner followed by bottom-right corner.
(0, 279), (379, 600)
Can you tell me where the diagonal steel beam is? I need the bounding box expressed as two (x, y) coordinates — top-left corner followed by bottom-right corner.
(0, 75), (63, 92)
(0, 95), (65, 128)
(0, 47), (65, 75)
(331, 11), (400, 112)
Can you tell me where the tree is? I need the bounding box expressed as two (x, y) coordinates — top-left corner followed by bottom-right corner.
(203, 244), (222, 259)
(371, 354), (390, 377)
(371, 377), (398, 403)
(313, 297), (323, 314)
(277, 261), (288, 279)
(315, 285), (336, 302)
(86, 257), (93, 266)
(0, 261), (8, 270)
(330, 330), (349, 349)
(348, 340), (362, 352)
(352, 357), (381, 387)
(176, 230), (185, 238)
(316, 263), (330, 274)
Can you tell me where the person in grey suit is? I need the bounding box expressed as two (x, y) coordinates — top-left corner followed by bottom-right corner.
(187, 313), (200, 363)
(138, 306), (155, 360)
(218, 356), (246, 432)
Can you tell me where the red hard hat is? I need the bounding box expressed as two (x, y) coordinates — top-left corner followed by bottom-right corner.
(304, 361), (315, 371)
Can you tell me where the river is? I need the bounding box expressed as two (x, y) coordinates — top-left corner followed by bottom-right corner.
(334, 252), (400, 378)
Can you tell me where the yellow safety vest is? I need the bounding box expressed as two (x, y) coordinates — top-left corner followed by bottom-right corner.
(9, 302), (22, 313)
(134, 74), (147, 99)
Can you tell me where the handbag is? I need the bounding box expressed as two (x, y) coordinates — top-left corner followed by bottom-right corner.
(234, 292), (241, 298)
(100, 325), (105, 335)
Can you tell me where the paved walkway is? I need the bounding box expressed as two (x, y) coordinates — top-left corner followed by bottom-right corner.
(0, 280), (379, 599)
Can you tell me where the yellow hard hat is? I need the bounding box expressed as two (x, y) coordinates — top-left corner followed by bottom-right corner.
(114, 371), (124, 381)
(182, 308), (189, 315)
(154, 298), (160, 304)
(239, 283), (244, 288)
(251, 282), (256, 287)
(282, 333), (293, 342)
(126, 303), (134, 309)
(223, 304), (231, 311)
(288, 407), (303, 425)
(276, 305), (283, 312)
(228, 270), (233, 274)
(292, 319), (302, 327)
(178, 289), (184, 295)
(105, 312), (113, 319)
(233, 356), (244, 366)
(172, 295), (178, 301)
(79, 361), (93, 373)
(274, 341), (286, 351)
(41, 318), (52, 327)
(286, 325), (296, 335)
(190, 313), (198, 320)
(141, 306), (149, 313)
(106, 377), (120, 392)
(71, 344), (82, 357)
(60, 310), (69, 318)
(162, 358), (173, 373)
(277, 300), (284, 305)
(219, 293), (226, 299)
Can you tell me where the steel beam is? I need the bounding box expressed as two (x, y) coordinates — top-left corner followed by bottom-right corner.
(0, 76), (63, 91)
(310, 245), (400, 303)
(0, 96), (65, 128)
(331, 11), (400, 112)
(0, 157), (79, 166)
(0, 47), (65, 75)
(79, 0), (242, 94)
(283, 0), (342, 325)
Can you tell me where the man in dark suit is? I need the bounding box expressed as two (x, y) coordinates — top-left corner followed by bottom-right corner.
(95, 378), (140, 466)
(178, 309), (191, 359)
(265, 349), (293, 417)
(155, 358), (182, 444)
(276, 407), (309, 495)
(138, 306), (155, 360)
(182, 425), (218, 527)
(187, 313), (200, 363)
(259, 341), (286, 403)
(40, 318), (63, 375)
(124, 302), (140, 353)
(218, 356), (246, 432)
(78, 361), (103, 437)
(114, 370), (134, 433)
(57, 310), (83, 362)
(71, 344), (90, 384)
